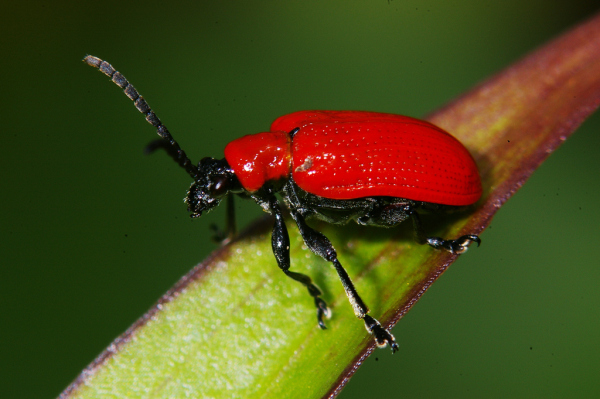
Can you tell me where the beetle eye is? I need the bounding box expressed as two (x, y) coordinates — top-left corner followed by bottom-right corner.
(210, 175), (229, 197)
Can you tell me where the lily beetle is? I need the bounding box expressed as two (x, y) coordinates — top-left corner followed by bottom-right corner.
(85, 55), (482, 352)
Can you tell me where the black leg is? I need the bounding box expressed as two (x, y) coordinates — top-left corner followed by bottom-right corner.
(407, 205), (481, 254)
(289, 208), (399, 353)
(264, 190), (330, 329)
(209, 195), (237, 244)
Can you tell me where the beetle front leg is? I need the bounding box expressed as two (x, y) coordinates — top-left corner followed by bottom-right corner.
(265, 192), (330, 329)
(407, 205), (481, 254)
(290, 209), (399, 353)
(209, 194), (237, 245)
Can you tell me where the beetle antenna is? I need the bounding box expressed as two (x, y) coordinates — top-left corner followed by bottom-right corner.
(84, 55), (198, 179)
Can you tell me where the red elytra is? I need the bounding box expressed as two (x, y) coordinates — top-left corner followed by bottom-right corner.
(225, 110), (482, 206)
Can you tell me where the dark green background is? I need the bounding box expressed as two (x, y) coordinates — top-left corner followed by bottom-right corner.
(3, 1), (600, 398)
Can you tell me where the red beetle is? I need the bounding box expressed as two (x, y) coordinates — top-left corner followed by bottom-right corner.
(85, 55), (482, 353)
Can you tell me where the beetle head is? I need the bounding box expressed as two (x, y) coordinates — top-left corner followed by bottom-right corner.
(185, 157), (239, 218)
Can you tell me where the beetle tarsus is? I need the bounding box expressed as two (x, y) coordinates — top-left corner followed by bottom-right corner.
(427, 234), (481, 254)
(208, 223), (228, 243)
(283, 268), (330, 328)
(315, 297), (331, 329)
(364, 315), (398, 353)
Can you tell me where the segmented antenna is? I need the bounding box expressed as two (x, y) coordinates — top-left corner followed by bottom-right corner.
(84, 55), (198, 179)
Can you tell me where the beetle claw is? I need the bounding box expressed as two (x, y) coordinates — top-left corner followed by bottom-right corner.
(427, 234), (481, 254)
(364, 315), (399, 353)
(452, 234), (481, 254)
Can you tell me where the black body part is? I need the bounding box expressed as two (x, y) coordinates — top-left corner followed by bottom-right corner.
(209, 195), (237, 244)
(184, 157), (243, 218)
(84, 56), (198, 179)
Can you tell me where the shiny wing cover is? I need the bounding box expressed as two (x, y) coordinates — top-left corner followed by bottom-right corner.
(271, 111), (482, 205)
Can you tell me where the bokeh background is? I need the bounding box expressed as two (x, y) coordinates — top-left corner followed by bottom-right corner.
(3, 1), (600, 398)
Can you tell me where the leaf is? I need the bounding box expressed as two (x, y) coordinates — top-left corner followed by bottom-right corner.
(61, 13), (600, 399)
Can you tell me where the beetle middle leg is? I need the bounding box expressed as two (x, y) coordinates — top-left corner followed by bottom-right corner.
(264, 190), (330, 329)
(290, 208), (399, 353)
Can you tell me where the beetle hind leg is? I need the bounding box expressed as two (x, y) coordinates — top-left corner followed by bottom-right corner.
(408, 205), (480, 254)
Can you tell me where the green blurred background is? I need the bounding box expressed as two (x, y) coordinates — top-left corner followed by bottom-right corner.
(2, 1), (600, 397)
